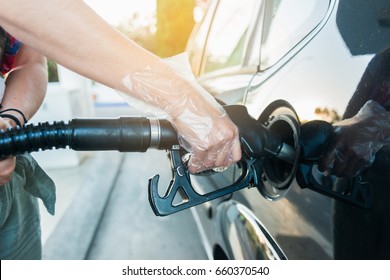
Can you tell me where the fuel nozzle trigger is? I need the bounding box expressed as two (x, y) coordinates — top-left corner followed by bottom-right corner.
(148, 144), (256, 216)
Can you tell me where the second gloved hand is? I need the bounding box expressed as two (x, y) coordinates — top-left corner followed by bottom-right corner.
(319, 100), (390, 178)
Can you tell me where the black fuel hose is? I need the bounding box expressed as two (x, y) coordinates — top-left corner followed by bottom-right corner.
(0, 117), (177, 158)
(0, 105), (296, 163)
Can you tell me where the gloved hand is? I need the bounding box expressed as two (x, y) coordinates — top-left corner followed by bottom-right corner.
(319, 100), (390, 178)
(120, 54), (241, 173)
(0, 117), (16, 185)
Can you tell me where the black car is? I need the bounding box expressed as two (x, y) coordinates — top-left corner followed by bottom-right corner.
(184, 0), (390, 259)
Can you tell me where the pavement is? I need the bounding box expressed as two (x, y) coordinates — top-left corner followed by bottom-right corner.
(38, 150), (123, 259)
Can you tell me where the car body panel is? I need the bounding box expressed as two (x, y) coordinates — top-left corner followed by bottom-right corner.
(186, 0), (390, 259)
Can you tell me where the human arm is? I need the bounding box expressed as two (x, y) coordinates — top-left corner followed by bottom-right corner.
(318, 100), (390, 178)
(0, 0), (241, 173)
(0, 44), (47, 185)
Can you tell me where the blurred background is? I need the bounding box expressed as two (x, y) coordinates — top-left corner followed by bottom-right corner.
(32, 0), (211, 260)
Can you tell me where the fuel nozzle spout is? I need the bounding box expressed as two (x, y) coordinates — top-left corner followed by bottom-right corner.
(224, 105), (296, 164)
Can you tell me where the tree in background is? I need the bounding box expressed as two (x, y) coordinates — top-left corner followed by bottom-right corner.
(47, 60), (59, 82)
(48, 1), (201, 79)
(314, 107), (341, 123)
(155, 0), (195, 58)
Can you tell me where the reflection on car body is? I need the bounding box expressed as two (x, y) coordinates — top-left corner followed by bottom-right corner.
(186, 0), (390, 259)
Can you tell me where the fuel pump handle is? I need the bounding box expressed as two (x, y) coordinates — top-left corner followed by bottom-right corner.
(149, 105), (297, 216)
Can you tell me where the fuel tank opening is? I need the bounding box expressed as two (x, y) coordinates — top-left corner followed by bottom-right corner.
(257, 100), (300, 201)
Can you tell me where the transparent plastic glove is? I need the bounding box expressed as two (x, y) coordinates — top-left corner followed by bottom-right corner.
(120, 53), (241, 173)
(319, 100), (390, 178)
(0, 117), (16, 185)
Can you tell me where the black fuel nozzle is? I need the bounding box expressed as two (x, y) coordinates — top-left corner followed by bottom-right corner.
(148, 105), (298, 216)
(0, 105), (296, 163)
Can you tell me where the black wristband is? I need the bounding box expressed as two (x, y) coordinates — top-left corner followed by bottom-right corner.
(0, 113), (22, 127)
(0, 108), (28, 125)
